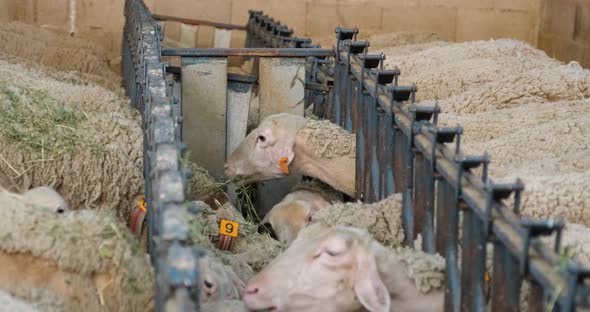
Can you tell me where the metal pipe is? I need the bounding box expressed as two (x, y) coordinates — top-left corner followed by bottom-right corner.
(162, 48), (334, 57)
(152, 13), (247, 30)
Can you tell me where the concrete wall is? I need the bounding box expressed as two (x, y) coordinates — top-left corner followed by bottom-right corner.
(537, 0), (590, 68)
(3, 0), (588, 67)
(155, 0), (541, 48)
(0, 0), (17, 22)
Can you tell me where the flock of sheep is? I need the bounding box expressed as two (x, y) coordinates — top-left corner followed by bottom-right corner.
(0, 20), (589, 312)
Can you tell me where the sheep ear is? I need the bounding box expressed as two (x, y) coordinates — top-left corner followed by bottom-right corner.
(261, 210), (272, 225)
(48, 180), (58, 189)
(354, 250), (390, 312)
(269, 138), (295, 174)
(226, 267), (246, 298)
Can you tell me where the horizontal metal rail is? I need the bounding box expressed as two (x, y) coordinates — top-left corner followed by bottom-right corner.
(152, 13), (247, 30)
(161, 47), (334, 57)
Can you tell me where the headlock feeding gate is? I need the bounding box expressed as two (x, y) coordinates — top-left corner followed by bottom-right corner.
(121, 0), (590, 310)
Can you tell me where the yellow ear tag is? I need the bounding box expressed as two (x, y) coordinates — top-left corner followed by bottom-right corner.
(279, 156), (289, 174)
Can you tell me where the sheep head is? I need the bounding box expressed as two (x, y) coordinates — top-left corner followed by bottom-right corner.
(262, 190), (331, 245)
(224, 113), (307, 184)
(242, 224), (390, 312)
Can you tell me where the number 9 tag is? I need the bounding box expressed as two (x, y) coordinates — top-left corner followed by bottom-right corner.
(219, 219), (239, 238)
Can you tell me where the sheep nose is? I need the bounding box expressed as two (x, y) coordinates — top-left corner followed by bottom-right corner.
(204, 280), (214, 289)
(245, 285), (259, 295)
(224, 162), (236, 176)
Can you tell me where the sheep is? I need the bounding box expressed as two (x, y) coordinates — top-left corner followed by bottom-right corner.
(311, 193), (405, 248)
(201, 299), (249, 312)
(262, 179), (341, 245)
(225, 113), (356, 197)
(0, 184), (69, 214)
(243, 223), (445, 312)
(186, 200), (284, 273)
(0, 190), (154, 312)
(0, 289), (39, 312)
(198, 251), (245, 304)
(21, 186), (69, 214)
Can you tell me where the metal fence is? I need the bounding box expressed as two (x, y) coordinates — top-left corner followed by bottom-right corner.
(245, 10), (590, 312)
(121, 0), (590, 310)
(122, 0), (201, 310)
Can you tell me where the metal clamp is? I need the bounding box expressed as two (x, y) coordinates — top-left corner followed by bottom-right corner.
(520, 218), (565, 274)
(454, 155), (487, 198)
(484, 180), (525, 237)
(429, 126), (462, 173)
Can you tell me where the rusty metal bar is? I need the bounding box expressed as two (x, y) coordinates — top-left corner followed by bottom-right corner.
(152, 13), (247, 30)
(491, 242), (522, 311)
(161, 47), (334, 57)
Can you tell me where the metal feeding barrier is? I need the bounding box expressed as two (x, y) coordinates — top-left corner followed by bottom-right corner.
(122, 0), (203, 310)
(121, 0), (590, 310)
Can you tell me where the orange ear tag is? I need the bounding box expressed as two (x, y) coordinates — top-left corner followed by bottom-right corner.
(279, 156), (289, 174)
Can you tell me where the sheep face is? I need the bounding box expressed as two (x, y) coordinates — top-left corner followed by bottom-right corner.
(199, 253), (244, 303)
(263, 190), (331, 245)
(22, 186), (69, 214)
(242, 224), (390, 312)
(224, 113), (306, 183)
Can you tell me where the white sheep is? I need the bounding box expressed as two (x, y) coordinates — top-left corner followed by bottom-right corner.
(0, 184), (69, 214)
(225, 113), (356, 197)
(242, 223), (445, 312)
(198, 251), (245, 304)
(262, 179), (340, 245)
(311, 193), (405, 248)
(0, 290), (39, 312)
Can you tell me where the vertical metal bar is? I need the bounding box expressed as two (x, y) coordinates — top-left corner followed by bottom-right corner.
(528, 280), (545, 312)
(378, 110), (386, 199)
(363, 91), (373, 202)
(370, 106), (380, 202)
(355, 80), (366, 201)
(414, 153), (434, 253)
(345, 72), (354, 132)
(392, 127), (405, 193)
(435, 178), (448, 255)
(440, 180), (460, 312)
(460, 209), (487, 312)
(491, 242), (522, 312)
(383, 110), (395, 197)
(351, 79), (359, 133)
(402, 120), (416, 242)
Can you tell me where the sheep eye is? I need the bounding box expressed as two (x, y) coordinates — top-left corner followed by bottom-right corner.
(257, 135), (266, 142)
(324, 249), (341, 257)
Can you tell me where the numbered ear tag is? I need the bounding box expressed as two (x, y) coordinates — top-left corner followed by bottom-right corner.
(218, 219), (240, 251)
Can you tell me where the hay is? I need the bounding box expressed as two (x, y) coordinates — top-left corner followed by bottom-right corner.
(0, 58), (143, 223)
(0, 191), (154, 312)
(186, 201), (283, 273)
